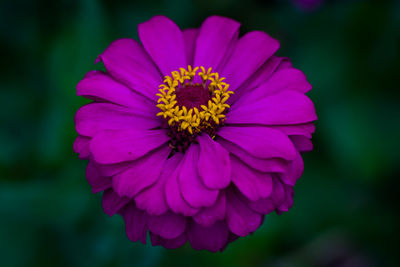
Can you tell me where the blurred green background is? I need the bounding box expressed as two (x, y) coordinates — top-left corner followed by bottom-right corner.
(1, 0), (399, 266)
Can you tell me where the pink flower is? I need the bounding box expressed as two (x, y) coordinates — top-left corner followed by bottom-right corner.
(74, 15), (317, 252)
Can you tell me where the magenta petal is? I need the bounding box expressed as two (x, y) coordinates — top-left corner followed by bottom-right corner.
(75, 103), (160, 137)
(165, 153), (200, 216)
(138, 15), (186, 76)
(290, 135), (313, 152)
(222, 31), (279, 91)
(218, 138), (288, 173)
(228, 90), (317, 125)
(112, 145), (171, 198)
(197, 134), (231, 189)
(102, 189), (130, 216)
(150, 232), (187, 249)
(135, 153), (182, 216)
(280, 151), (304, 186)
(97, 38), (161, 100)
(187, 220), (229, 252)
(230, 56), (284, 104)
(90, 129), (169, 164)
(273, 123), (315, 139)
(178, 144), (219, 208)
(218, 126), (297, 160)
(73, 135), (90, 159)
(121, 203), (148, 244)
(148, 211), (186, 239)
(183, 28), (198, 65)
(231, 156), (273, 201)
(193, 191), (226, 227)
(193, 16), (240, 71)
(226, 188), (262, 237)
(76, 71), (155, 110)
(244, 196), (275, 215)
(236, 69), (312, 107)
(86, 161), (111, 193)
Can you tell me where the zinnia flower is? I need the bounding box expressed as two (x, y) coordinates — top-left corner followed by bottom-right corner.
(74, 15), (317, 252)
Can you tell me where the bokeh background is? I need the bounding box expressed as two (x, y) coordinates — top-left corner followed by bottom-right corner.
(1, 0), (399, 266)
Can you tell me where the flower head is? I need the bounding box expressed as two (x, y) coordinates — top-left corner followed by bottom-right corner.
(74, 15), (317, 252)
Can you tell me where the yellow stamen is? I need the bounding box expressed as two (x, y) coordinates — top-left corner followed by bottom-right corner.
(156, 65), (233, 134)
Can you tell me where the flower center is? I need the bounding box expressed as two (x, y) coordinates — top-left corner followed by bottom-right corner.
(156, 66), (233, 152)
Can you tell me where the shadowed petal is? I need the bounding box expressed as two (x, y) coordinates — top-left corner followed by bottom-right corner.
(187, 220), (229, 252)
(148, 211), (186, 239)
(290, 135), (313, 152)
(226, 188), (262, 237)
(150, 232), (187, 249)
(102, 189), (130, 216)
(73, 135), (90, 159)
(193, 191), (226, 227)
(231, 156), (273, 201)
(86, 161), (111, 193)
(121, 203), (148, 244)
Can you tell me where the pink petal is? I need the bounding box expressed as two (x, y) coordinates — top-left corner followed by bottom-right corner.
(138, 15), (186, 76)
(197, 134), (231, 189)
(77, 71), (155, 110)
(187, 220), (229, 252)
(90, 129), (169, 164)
(148, 211), (186, 239)
(134, 153), (182, 216)
(193, 191), (226, 227)
(218, 138), (288, 173)
(218, 126), (297, 160)
(121, 203), (148, 244)
(86, 161), (111, 193)
(228, 90), (317, 125)
(226, 188), (263, 237)
(75, 103), (160, 137)
(73, 135), (90, 159)
(193, 16), (240, 71)
(165, 153), (200, 216)
(112, 145), (171, 198)
(178, 144), (219, 208)
(102, 189), (130, 216)
(97, 38), (161, 100)
(183, 28), (198, 65)
(222, 31), (279, 91)
(231, 156), (273, 201)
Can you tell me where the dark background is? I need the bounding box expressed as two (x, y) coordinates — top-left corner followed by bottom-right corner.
(0, 0), (399, 266)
